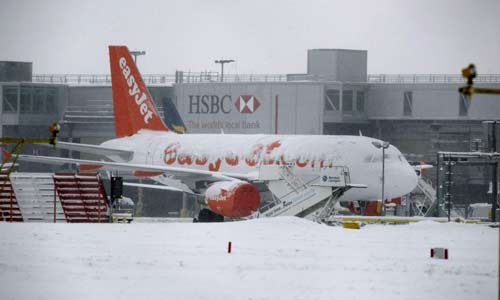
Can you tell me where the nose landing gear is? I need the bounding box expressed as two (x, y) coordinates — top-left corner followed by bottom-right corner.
(193, 208), (224, 223)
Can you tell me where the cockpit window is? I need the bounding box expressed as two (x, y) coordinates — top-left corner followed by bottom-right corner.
(365, 153), (394, 163)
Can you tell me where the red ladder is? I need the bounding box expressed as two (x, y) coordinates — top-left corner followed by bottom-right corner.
(53, 173), (109, 223)
(0, 173), (23, 222)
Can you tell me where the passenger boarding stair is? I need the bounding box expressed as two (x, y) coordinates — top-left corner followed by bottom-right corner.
(1, 173), (109, 223)
(53, 173), (109, 223)
(254, 164), (359, 219)
(411, 177), (463, 218)
(0, 173), (23, 222)
(411, 177), (437, 217)
(9, 173), (65, 222)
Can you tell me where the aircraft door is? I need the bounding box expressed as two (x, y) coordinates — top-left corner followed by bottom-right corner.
(145, 139), (157, 165)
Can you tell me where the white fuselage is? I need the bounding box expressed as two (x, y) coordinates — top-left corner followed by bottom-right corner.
(102, 130), (418, 201)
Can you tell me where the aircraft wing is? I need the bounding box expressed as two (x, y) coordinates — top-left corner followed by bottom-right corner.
(35, 141), (133, 160)
(123, 182), (188, 193)
(18, 155), (256, 182)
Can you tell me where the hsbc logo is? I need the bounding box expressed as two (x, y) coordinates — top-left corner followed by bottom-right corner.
(188, 95), (261, 114)
(234, 95), (260, 113)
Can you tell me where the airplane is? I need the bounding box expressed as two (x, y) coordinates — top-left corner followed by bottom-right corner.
(19, 45), (418, 221)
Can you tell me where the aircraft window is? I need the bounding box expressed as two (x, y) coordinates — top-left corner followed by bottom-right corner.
(368, 154), (392, 163)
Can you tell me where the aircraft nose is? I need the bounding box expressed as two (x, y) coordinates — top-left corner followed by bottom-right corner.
(399, 164), (418, 195)
(384, 164), (418, 199)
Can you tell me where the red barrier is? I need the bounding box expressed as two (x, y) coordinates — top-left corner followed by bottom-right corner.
(430, 247), (448, 260)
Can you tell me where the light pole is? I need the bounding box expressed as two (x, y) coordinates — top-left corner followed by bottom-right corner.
(372, 141), (390, 216)
(129, 50), (146, 65)
(214, 59), (235, 82)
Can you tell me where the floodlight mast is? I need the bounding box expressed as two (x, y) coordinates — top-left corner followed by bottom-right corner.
(129, 50), (146, 65)
(214, 59), (235, 82)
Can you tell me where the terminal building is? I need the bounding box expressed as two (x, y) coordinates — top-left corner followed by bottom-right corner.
(1, 49), (499, 217)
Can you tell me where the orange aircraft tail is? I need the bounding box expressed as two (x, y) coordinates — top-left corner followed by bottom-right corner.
(109, 45), (169, 137)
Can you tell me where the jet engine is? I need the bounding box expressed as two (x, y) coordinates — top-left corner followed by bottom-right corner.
(205, 181), (260, 217)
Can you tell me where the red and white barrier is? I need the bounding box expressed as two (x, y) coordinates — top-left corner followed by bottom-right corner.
(430, 247), (448, 259)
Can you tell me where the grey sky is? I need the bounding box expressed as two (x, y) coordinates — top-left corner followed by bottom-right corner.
(1, 0), (499, 75)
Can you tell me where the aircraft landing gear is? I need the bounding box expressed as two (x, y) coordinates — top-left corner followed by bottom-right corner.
(194, 208), (224, 223)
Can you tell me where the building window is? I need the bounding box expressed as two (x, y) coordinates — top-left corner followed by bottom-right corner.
(20, 86), (32, 113)
(324, 90), (340, 111)
(33, 88), (45, 113)
(459, 94), (469, 116)
(356, 91), (365, 112)
(2, 86), (18, 113)
(343, 90), (353, 112)
(45, 88), (57, 114)
(403, 91), (413, 116)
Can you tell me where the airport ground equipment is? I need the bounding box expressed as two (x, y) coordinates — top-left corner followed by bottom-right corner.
(1, 172), (110, 223)
(9, 173), (65, 222)
(459, 64), (500, 99)
(0, 123), (60, 175)
(252, 164), (364, 220)
(53, 173), (109, 223)
(0, 173), (23, 222)
(0, 123), (61, 221)
(410, 177), (437, 217)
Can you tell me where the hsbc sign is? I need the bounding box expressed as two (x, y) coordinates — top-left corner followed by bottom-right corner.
(188, 95), (261, 114)
(235, 95), (260, 113)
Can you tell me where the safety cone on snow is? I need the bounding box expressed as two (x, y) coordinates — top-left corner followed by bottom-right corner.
(430, 247), (448, 259)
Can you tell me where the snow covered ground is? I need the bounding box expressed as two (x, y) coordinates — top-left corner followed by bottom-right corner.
(0, 217), (497, 300)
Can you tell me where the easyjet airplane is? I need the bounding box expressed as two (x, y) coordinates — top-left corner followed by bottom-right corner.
(20, 46), (418, 221)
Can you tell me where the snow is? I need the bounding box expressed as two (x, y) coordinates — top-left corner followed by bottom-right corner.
(0, 217), (497, 300)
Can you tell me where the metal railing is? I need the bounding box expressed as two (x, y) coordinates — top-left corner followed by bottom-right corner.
(368, 74), (500, 84)
(32, 74), (176, 85)
(32, 72), (500, 85)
